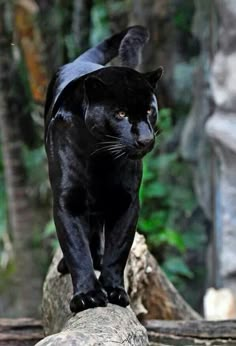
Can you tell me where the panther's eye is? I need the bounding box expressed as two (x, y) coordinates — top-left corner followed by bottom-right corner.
(116, 111), (126, 119)
(147, 109), (152, 116)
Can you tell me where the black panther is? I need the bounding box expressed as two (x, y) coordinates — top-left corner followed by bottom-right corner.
(44, 26), (163, 313)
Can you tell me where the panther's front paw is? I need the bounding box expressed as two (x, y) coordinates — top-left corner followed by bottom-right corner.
(70, 288), (108, 313)
(105, 286), (130, 307)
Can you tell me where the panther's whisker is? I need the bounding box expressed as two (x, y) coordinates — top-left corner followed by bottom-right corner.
(113, 151), (126, 160)
(98, 140), (117, 144)
(98, 142), (123, 147)
(105, 134), (121, 140)
(103, 145), (125, 152)
(90, 147), (109, 156)
(107, 149), (123, 155)
(90, 144), (125, 156)
(155, 129), (160, 136)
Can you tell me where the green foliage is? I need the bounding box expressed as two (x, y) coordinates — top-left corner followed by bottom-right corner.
(55, 1), (75, 61)
(0, 146), (7, 269)
(162, 256), (193, 285)
(0, 1), (207, 311)
(138, 108), (199, 283)
(0, 262), (15, 293)
(0, 177), (7, 240)
(43, 219), (58, 251)
(174, 1), (195, 33)
(91, 1), (110, 46)
(0, 171), (6, 236)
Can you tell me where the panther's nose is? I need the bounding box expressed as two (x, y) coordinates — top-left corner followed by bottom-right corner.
(135, 121), (154, 149)
(136, 136), (154, 148)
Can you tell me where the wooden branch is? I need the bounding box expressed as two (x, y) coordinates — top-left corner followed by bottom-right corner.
(0, 318), (43, 346)
(145, 320), (236, 346)
(35, 305), (148, 346)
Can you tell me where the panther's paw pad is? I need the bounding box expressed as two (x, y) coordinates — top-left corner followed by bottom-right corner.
(105, 286), (129, 307)
(70, 288), (108, 313)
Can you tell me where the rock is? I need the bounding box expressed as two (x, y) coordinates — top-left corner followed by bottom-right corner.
(204, 287), (236, 320)
(206, 0), (236, 295)
(181, 0), (218, 220)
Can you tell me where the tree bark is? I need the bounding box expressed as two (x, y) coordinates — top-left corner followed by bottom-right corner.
(38, 233), (200, 346)
(206, 0), (236, 296)
(125, 235), (200, 320)
(36, 0), (63, 74)
(0, 3), (42, 317)
(128, 0), (179, 108)
(146, 320), (236, 346)
(14, 0), (49, 103)
(0, 318), (43, 346)
(72, 0), (93, 54)
(36, 305), (148, 346)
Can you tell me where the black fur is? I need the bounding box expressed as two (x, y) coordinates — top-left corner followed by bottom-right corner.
(44, 26), (163, 313)
(119, 26), (149, 68)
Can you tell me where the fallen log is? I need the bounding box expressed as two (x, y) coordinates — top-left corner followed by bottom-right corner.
(42, 233), (200, 335)
(145, 319), (236, 345)
(37, 233), (200, 345)
(36, 305), (148, 346)
(126, 234), (201, 320)
(0, 318), (43, 346)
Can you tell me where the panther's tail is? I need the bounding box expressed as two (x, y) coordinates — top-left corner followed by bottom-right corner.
(44, 26), (149, 127)
(77, 26), (149, 68)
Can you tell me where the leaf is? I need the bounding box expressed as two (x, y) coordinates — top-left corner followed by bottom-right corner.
(159, 108), (172, 132)
(148, 229), (186, 253)
(182, 232), (206, 250)
(162, 256), (194, 279)
(43, 219), (56, 237)
(156, 153), (178, 170)
(160, 229), (186, 252)
(144, 182), (168, 199)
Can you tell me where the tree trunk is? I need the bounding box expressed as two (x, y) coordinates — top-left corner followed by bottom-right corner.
(180, 0), (219, 290)
(125, 235), (200, 320)
(129, 0), (180, 108)
(39, 233), (200, 344)
(14, 0), (49, 103)
(36, 0), (63, 74)
(0, 3), (42, 317)
(36, 305), (148, 346)
(106, 0), (130, 34)
(72, 0), (93, 54)
(206, 0), (236, 296)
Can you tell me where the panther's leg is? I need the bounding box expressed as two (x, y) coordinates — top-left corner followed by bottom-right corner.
(53, 191), (107, 313)
(100, 196), (139, 307)
(57, 218), (103, 274)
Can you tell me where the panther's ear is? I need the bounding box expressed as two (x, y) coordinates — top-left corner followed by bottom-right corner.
(144, 66), (163, 90)
(84, 76), (109, 102)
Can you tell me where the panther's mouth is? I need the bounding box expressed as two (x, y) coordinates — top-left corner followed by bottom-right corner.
(128, 146), (154, 160)
(128, 153), (145, 160)
(127, 139), (155, 160)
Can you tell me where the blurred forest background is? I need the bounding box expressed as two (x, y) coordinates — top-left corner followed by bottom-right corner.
(0, 0), (235, 319)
